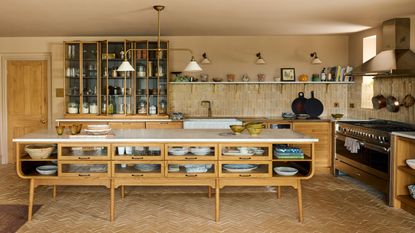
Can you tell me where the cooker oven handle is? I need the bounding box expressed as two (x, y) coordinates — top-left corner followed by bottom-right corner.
(336, 134), (389, 154)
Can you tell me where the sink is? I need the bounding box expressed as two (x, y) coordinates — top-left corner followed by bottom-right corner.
(183, 118), (242, 129)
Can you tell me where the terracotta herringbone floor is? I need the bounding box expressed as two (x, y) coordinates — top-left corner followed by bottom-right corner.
(1, 164), (414, 233)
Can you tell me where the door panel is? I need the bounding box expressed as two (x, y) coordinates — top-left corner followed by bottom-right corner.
(7, 60), (48, 163)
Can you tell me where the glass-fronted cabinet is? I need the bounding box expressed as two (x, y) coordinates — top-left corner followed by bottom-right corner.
(64, 42), (99, 115)
(64, 40), (168, 117)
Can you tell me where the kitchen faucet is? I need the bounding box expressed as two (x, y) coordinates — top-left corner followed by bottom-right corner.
(201, 100), (212, 117)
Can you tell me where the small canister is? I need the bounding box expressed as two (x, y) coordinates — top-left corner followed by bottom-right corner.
(149, 105), (157, 115)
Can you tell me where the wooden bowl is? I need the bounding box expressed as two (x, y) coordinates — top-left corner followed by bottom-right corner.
(25, 144), (54, 159)
(230, 125), (245, 134)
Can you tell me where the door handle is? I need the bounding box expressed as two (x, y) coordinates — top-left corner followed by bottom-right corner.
(40, 119), (47, 124)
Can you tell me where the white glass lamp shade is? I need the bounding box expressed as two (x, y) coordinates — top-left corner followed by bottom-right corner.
(117, 60), (135, 72)
(184, 57), (203, 72)
(256, 58), (266, 64)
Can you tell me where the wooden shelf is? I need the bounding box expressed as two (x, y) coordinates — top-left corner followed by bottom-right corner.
(398, 166), (415, 176)
(397, 195), (415, 208)
(170, 81), (355, 85)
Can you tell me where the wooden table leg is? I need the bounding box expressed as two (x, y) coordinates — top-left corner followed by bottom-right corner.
(110, 180), (115, 222)
(297, 180), (303, 223)
(277, 186), (281, 199)
(28, 179), (35, 221)
(215, 180), (220, 222)
(120, 185), (125, 199)
(208, 186), (212, 198)
(52, 185), (57, 199)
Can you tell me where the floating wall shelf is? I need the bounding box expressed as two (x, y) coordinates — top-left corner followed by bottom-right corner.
(170, 81), (355, 85)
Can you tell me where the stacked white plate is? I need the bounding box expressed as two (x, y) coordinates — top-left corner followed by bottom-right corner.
(134, 164), (159, 172)
(190, 147), (211, 156)
(274, 167), (299, 176)
(168, 147), (189, 156)
(84, 124), (111, 135)
(223, 164), (258, 172)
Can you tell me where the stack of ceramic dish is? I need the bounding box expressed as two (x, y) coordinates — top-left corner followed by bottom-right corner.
(273, 167), (299, 176)
(134, 164), (159, 172)
(274, 145), (304, 159)
(84, 124), (111, 135)
(184, 164), (210, 173)
(36, 165), (57, 175)
(223, 164), (258, 172)
(168, 147), (189, 156)
(190, 147), (211, 156)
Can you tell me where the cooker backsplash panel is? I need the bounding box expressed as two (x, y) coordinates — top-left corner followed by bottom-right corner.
(169, 84), (349, 117)
(348, 76), (415, 124)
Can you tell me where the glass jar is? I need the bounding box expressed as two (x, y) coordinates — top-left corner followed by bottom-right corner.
(82, 103), (89, 114)
(138, 100), (147, 114)
(89, 102), (98, 114)
(67, 103), (78, 114)
(159, 100), (167, 114)
(149, 105), (157, 115)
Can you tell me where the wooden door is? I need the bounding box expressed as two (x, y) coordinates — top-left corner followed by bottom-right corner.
(7, 60), (48, 163)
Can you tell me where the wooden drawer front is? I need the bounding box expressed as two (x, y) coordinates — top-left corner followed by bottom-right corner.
(59, 144), (111, 160)
(109, 122), (146, 129)
(219, 161), (272, 178)
(59, 161), (110, 177)
(165, 144), (217, 161)
(112, 161), (164, 178)
(146, 121), (183, 129)
(165, 161), (217, 178)
(112, 144), (164, 160)
(219, 144), (272, 161)
(292, 122), (330, 134)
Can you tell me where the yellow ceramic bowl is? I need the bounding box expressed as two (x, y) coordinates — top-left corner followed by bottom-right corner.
(244, 122), (264, 129)
(230, 125), (245, 134)
(247, 127), (262, 136)
(331, 114), (344, 120)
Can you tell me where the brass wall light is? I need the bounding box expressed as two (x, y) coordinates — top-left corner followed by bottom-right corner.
(310, 52), (322, 64)
(201, 52), (211, 64)
(118, 5), (202, 72)
(256, 52), (266, 64)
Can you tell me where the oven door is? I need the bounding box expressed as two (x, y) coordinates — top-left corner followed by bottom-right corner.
(335, 134), (389, 177)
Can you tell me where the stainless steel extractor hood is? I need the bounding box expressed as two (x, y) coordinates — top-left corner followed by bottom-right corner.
(351, 18), (415, 76)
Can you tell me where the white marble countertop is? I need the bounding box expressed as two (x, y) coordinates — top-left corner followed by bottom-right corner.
(56, 118), (173, 122)
(13, 129), (318, 143)
(392, 131), (415, 140)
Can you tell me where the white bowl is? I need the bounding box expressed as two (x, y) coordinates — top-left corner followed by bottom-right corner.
(168, 147), (189, 156)
(406, 159), (415, 169)
(36, 165), (57, 175)
(274, 167), (299, 176)
(190, 147), (211, 156)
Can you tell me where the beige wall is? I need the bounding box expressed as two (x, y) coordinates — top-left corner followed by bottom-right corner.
(347, 15), (415, 123)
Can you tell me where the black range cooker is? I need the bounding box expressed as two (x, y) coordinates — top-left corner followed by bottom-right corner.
(334, 119), (415, 206)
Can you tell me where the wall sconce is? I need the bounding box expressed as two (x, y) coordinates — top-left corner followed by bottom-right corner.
(310, 52), (322, 64)
(256, 52), (266, 64)
(201, 52), (211, 64)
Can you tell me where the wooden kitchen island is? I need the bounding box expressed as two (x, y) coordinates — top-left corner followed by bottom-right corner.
(13, 129), (317, 222)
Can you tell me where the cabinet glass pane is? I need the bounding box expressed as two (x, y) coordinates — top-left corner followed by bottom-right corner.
(65, 43), (80, 114)
(82, 43), (98, 114)
(167, 146), (215, 158)
(222, 163), (269, 174)
(115, 146), (162, 157)
(167, 163), (215, 174)
(61, 146), (108, 158)
(100, 41), (108, 114)
(61, 163), (108, 174)
(221, 146), (269, 158)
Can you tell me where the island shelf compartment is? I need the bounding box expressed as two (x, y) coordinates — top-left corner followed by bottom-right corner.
(272, 161), (312, 178)
(392, 135), (415, 214)
(59, 161), (111, 177)
(218, 161), (272, 178)
(20, 161), (58, 177)
(58, 143), (111, 160)
(112, 161), (164, 178)
(218, 143), (272, 161)
(165, 161), (217, 178)
(112, 143), (164, 160)
(165, 143), (218, 161)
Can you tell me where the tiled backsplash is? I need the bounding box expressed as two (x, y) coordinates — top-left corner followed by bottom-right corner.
(169, 83), (349, 118)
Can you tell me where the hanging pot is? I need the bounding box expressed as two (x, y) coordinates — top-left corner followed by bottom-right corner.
(403, 94), (415, 108)
(386, 96), (401, 113)
(371, 95), (386, 109)
(291, 92), (307, 114)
